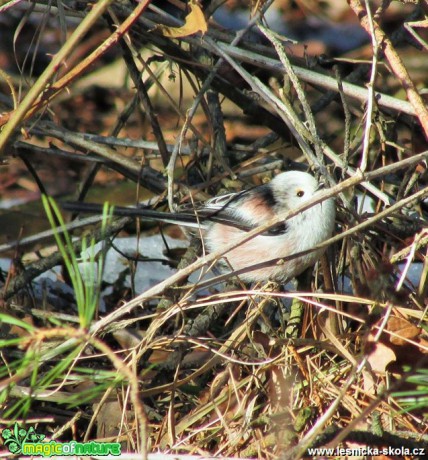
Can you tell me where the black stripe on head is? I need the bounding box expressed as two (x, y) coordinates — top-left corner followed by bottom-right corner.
(256, 184), (278, 207)
(255, 185), (288, 235)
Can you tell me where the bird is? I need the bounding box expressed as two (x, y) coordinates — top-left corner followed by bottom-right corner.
(62, 171), (335, 283)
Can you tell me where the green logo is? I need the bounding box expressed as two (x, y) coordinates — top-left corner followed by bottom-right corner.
(1, 423), (45, 454)
(1, 423), (121, 457)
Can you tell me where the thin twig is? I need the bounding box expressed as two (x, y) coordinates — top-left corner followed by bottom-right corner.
(348, 0), (428, 138)
(203, 36), (393, 204)
(0, 0), (117, 151)
(165, 0), (276, 211)
(0, 0), (151, 131)
(360, 0), (380, 172)
(258, 23), (324, 164)
(210, 42), (419, 118)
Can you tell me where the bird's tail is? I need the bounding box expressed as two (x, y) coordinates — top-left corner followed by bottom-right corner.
(61, 202), (203, 229)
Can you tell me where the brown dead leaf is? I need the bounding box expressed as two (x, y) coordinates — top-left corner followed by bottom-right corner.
(156, 0), (207, 38)
(95, 400), (124, 439)
(367, 339), (397, 374)
(366, 315), (427, 376)
(386, 316), (421, 346)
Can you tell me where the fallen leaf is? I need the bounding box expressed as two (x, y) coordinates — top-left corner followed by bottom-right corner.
(386, 316), (421, 346)
(366, 315), (427, 376)
(367, 340), (396, 374)
(156, 0), (207, 38)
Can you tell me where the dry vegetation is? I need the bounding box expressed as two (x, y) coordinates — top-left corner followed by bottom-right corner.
(1, 1), (428, 459)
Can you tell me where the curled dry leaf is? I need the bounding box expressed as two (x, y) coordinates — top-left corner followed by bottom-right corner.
(366, 337), (397, 374)
(155, 0), (207, 38)
(366, 315), (426, 375)
(386, 315), (421, 346)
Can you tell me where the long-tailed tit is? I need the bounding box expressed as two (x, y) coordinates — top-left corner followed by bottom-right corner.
(63, 171), (335, 283)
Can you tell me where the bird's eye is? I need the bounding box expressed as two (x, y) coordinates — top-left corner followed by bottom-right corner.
(296, 190), (304, 197)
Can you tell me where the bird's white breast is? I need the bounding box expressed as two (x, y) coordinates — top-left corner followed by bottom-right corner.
(204, 197), (335, 283)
